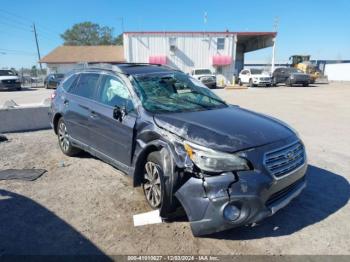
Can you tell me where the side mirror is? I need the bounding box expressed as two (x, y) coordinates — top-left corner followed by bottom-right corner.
(113, 106), (127, 122)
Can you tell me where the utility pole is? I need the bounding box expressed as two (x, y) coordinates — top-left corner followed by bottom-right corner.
(271, 17), (279, 74)
(33, 23), (42, 70)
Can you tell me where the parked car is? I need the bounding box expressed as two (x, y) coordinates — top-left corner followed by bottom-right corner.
(272, 67), (310, 87)
(238, 68), (272, 87)
(191, 68), (216, 88)
(44, 73), (65, 89)
(0, 69), (21, 91)
(49, 64), (307, 236)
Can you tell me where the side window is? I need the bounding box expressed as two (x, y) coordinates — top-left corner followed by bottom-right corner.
(97, 75), (134, 110)
(241, 70), (247, 75)
(71, 73), (99, 99)
(217, 38), (225, 50)
(62, 74), (79, 92)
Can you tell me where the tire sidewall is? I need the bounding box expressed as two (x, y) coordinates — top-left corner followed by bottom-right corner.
(143, 152), (166, 210)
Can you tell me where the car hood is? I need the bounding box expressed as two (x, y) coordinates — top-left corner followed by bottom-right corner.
(154, 106), (295, 152)
(0, 76), (19, 81)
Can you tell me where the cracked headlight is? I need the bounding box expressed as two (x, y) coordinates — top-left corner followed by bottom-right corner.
(183, 141), (250, 173)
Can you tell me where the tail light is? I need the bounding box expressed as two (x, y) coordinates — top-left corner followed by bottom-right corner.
(50, 91), (56, 100)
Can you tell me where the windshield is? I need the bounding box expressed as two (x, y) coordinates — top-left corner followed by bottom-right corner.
(0, 70), (15, 76)
(194, 69), (212, 75)
(133, 72), (227, 113)
(250, 69), (263, 75)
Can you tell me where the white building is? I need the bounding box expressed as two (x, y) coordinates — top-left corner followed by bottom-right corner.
(123, 31), (276, 84)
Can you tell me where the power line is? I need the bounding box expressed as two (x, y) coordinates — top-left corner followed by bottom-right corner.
(0, 9), (62, 38)
(0, 48), (37, 55)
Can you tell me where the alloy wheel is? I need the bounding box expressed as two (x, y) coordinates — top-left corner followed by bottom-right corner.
(58, 121), (70, 152)
(143, 161), (162, 208)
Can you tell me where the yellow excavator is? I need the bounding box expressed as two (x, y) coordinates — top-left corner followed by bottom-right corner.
(289, 55), (321, 83)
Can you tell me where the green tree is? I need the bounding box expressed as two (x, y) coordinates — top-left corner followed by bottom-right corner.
(31, 65), (38, 77)
(61, 22), (122, 46)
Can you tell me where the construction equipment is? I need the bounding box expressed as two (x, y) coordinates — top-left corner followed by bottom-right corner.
(289, 55), (321, 83)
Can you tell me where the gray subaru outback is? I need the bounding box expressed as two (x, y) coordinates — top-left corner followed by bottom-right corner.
(49, 63), (307, 236)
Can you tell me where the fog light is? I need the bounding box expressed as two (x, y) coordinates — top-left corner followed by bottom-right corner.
(223, 204), (241, 221)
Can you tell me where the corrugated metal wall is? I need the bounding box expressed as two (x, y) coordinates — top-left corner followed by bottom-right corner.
(325, 63), (350, 81)
(124, 33), (240, 84)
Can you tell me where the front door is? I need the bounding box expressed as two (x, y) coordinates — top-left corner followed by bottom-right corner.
(89, 73), (137, 167)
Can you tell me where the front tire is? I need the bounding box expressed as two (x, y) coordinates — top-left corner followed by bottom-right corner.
(142, 152), (164, 209)
(57, 118), (80, 156)
(238, 79), (242, 86)
(249, 79), (255, 87)
(272, 77), (277, 87)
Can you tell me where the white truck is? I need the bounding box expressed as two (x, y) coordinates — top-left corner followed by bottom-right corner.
(0, 70), (21, 91)
(190, 68), (217, 89)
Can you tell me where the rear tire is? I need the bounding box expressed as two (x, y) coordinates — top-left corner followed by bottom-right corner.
(303, 83), (309, 87)
(57, 118), (81, 156)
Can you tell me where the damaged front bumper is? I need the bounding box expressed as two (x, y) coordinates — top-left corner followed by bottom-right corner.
(175, 151), (307, 236)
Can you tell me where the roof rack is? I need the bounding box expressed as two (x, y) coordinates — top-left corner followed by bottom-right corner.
(69, 62), (179, 75)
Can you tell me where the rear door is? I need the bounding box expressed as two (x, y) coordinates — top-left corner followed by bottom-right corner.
(89, 73), (137, 167)
(240, 70), (250, 83)
(63, 73), (100, 145)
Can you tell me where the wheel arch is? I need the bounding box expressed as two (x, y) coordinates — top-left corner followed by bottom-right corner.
(133, 143), (163, 187)
(53, 113), (63, 134)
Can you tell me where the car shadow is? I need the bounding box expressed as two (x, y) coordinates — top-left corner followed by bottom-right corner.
(206, 165), (350, 240)
(0, 189), (111, 258)
(20, 87), (40, 91)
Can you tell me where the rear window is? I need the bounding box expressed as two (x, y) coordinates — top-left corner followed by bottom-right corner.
(70, 73), (100, 99)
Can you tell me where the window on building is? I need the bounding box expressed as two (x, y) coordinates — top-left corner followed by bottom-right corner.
(169, 37), (177, 52)
(217, 38), (225, 50)
(216, 67), (223, 74)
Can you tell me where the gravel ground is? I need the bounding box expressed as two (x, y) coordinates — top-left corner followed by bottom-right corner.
(0, 82), (349, 256)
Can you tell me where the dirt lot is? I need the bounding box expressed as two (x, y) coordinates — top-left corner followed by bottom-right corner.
(0, 82), (349, 256)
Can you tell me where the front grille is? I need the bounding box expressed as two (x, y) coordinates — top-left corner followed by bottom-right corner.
(260, 77), (270, 81)
(266, 177), (305, 206)
(264, 141), (305, 178)
(2, 79), (16, 85)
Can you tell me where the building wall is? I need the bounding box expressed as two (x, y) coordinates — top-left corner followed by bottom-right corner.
(325, 63), (350, 81)
(46, 63), (78, 74)
(124, 33), (238, 84)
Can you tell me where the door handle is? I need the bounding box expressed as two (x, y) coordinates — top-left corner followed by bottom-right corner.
(90, 110), (98, 119)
